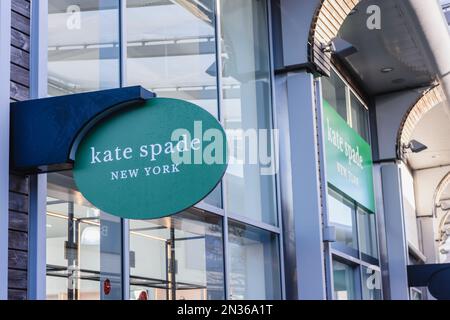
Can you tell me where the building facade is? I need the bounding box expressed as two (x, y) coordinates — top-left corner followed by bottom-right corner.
(0, 0), (450, 300)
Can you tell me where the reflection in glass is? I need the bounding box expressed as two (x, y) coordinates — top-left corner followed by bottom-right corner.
(328, 188), (357, 250)
(333, 259), (357, 300)
(322, 70), (347, 121)
(126, 0), (221, 208)
(228, 221), (281, 300)
(361, 266), (382, 300)
(48, 0), (120, 96)
(46, 172), (122, 300)
(126, 0), (218, 117)
(220, 0), (277, 225)
(357, 208), (378, 259)
(129, 211), (224, 300)
(350, 92), (370, 142)
(410, 288), (423, 300)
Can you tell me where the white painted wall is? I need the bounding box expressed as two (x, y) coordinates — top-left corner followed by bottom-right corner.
(375, 90), (422, 161)
(414, 165), (450, 216)
(412, 166), (450, 262)
(400, 163), (420, 249)
(418, 216), (439, 263)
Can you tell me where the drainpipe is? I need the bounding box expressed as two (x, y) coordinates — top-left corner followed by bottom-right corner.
(408, 0), (450, 114)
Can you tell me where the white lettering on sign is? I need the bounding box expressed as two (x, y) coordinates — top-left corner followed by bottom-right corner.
(86, 121), (228, 183)
(336, 162), (360, 187)
(336, 162), (348, 178)
(90, 134), (203, 165)
(111, 164), (181, 181)
(327, 118), (364, 169)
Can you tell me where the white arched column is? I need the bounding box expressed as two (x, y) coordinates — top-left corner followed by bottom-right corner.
(414, 166), (450, 263)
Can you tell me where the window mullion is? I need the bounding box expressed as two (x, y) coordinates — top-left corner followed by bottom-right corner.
(214, 0), (230, 301)
(119, 0), (127, 88)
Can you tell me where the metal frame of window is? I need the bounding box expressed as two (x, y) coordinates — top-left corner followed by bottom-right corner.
(119, 0), (127, 89)
(328, 185), (382, 299)
(324, 66), (382, 298)
(331, 254), (363, 300)
(329, 66), (372, 144)
(331, 66), (369, 111)
(267, 0), (286, 300)
(315, 77), (335, 299)
(345, 86), (353, 128)
(213, 0), (229, 300)
(331, 250), (382, 300)
(328, 186), (360, 256)
(118, 0), (130, 301)
(331, 249), (381, 271)
(29, 0), (49, 300)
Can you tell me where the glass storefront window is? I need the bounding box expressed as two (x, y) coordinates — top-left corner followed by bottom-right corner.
(126, 0), (221, 208)
(410, 288), (423, 300)
(329, 187), (381, 300)
(228, 221), (281, 300)
(48, 1), (120, 96)
(46, 172), (123, 300)
(220, 0), (278, 225)
(333, 259), (358, 300)
(328, 188), (358, 250)
(322, 70), (347, 121)
(350, 92), (370, 142)
(333, 259), (382, 300)
(357, 208), (378, 259)
(125, 0), (218, 117)
(129, 211), (225, 300)
(323, 68), (379, 299)
(328, 187), (379, 260)
(321, 69), (371, 143)
(45, 0), (281, 301)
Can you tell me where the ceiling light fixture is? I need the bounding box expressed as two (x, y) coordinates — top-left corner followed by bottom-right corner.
(381, 67), (394, 73)
(392, 78), (406, 84)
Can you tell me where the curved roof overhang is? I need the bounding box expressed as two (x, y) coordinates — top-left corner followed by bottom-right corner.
(310, 0), (450, 102)
(398, 85), (446, 159)
(316, 0), (437, 95)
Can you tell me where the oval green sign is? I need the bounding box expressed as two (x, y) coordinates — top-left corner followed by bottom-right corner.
(73, 98), (228, 220)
